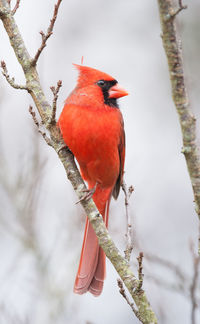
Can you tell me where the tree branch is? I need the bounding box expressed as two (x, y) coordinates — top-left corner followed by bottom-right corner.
(157, 1), (200, 250)
(117, 279), (142, 321)
(32, 0), (63, 66)
(50, 80), (62, 124)
(1, 60), (28, 90)
(190, 241), (200, 324)
(121, 181), (134, 261)
(29, 105), (53, 147)
(117, 182), (136, 313)
(0, 1), (157, 322)
(12, 0), (21, 15)
(164, 0), (187, 21)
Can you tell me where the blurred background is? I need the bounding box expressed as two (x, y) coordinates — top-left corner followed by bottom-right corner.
(0, 0), (200, 323)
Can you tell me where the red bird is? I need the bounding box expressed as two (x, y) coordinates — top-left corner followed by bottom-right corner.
(58, 65), (128, 296)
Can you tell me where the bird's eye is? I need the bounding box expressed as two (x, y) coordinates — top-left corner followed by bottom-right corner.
(97, 80), (105, 87)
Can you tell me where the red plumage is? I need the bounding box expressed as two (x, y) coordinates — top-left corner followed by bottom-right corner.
(58, 64), (127, 296)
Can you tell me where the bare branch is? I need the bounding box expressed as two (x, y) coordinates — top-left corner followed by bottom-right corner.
(190, 242), (200, 324)
(29, 105), (40, 127)
(121, 181), (134, 261)
(164, 0), (187, 21)
(50, 79), (62, 124)
(157, 0), (200, 253)
(12, 0), (20, 15)
(117, 279), (141, 320)
(172, 0), (187, 18)
(32, 0), (63, 65)
(178, 0), (187, 9)
(117, 182), (135, 312)
(29, 106), (53, 147)
(1, 60), (28, 90)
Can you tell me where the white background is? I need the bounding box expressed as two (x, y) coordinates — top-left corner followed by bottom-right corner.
(0, 1), (200, 323)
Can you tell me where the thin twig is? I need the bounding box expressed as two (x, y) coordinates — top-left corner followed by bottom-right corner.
(165, 0), (187, 21)
(178, 0), (187, 11)
(1, 60), (28, 90)
(121, 181), (134, 261)
(29, 106), (40, 127)
(12, 0), (20, 14)
(190, 242), (200, 324)
(118, 184), (141, 316)
(173, 0), (187, 17)
(29, 106), (52, 147)
(32, 0), (63, 65)
(50, 80), (62, 124)
(117, 279), (141, 320)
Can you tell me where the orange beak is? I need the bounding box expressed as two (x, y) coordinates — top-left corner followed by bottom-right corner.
(108, 84), (129, 99)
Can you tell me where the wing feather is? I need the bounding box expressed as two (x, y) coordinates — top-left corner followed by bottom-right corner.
(112, 120), (125, 200)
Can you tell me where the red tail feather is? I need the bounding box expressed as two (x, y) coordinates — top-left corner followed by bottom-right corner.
(74, 187), (111, 296)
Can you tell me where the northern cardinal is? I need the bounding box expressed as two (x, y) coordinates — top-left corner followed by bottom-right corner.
(58, 65), (128, 296)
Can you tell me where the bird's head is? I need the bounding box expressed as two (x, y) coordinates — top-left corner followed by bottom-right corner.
(73, 64), (128, 108)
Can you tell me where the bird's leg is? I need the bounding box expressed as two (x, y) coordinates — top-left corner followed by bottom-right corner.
(76, 182), (98, 204)
(57, 144), (71, 155)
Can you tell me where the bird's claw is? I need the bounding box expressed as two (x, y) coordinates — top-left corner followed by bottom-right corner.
(76, 183), (97, 204)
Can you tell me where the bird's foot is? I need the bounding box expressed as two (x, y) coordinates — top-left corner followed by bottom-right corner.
(76, 183), (98, 204)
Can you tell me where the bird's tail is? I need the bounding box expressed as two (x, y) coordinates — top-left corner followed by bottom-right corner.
(74, 185), (111, 296)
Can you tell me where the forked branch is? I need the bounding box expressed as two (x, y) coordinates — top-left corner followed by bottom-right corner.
(1, 60), (28, 90)
(12, 0), (20, 14)
(29, 106), (53, 147)
(50, 80), (62, 124)
(32, 0), (63, 65)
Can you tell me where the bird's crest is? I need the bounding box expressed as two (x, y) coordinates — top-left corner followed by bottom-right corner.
(73, 64), (114, 88)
